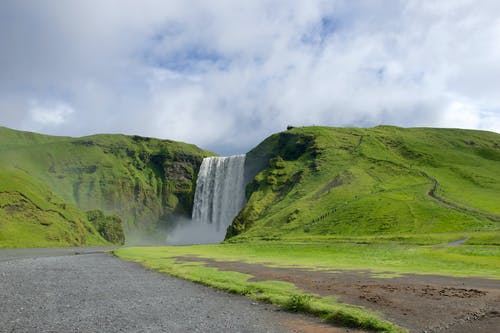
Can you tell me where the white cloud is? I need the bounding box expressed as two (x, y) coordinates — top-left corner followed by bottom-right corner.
(0, 0), (499, 154)
(438, 101), (480, 129)
(479, 111), (500, 134)
(29, 101), (74, 126)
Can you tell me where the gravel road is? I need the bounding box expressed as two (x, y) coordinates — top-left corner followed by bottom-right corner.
(0, 248), (350, 333)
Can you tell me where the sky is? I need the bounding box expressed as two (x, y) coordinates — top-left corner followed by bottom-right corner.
(1, 1), (499, 155)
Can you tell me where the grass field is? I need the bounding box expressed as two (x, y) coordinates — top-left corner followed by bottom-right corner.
(115, 235), (500, 332)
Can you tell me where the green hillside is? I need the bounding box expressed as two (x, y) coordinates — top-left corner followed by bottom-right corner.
(2, 125), (499, 248)
(227, 126), (500, 242)
(0, 167), (108, 248)
(0, 126), (214, 246)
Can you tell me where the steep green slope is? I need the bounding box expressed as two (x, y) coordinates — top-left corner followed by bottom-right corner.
(0, 126), (214, 244)
(227, 126), (500, 241)
(0, 167), (108, 248)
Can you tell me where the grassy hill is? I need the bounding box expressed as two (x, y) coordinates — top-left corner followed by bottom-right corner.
(0, 126), (213, 246)
(2, 125), (499, 248)
(227, 126), (500, 243)
(0, 167), (108, 248)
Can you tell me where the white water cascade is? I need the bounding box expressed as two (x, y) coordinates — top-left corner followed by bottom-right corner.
(191, 155), (246, 242)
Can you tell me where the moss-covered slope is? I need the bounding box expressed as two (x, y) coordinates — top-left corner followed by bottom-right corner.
(0, 126), (213, 244)
(0, 167), (108, 248)
(227, 126), (500, 241)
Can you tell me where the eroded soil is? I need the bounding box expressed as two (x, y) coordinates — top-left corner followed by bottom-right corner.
(175, 256), (500, 333)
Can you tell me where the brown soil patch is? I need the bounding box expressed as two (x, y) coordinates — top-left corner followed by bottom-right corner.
(175, 256), (500, 333)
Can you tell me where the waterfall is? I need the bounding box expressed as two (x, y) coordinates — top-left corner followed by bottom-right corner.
(191, 154), (246, 242)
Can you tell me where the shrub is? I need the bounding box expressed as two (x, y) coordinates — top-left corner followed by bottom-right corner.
(86, 210), (125, 244)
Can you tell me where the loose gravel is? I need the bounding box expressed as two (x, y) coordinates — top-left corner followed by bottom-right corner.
(0, 251), (320, 333)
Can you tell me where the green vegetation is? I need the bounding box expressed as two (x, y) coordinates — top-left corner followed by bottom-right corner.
(229, 126), (500, 241)
(86, 210), (125, 245)
(3, 125), (499, 247)
(0, 167), (107, 248)
(116, 239), (500, 280)
(0, 126), (214, 246)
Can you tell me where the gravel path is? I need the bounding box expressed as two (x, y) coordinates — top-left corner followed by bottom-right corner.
(442, 237), (469, 247)
(0, 249), (352, 333)
(0, 246), (118, 262)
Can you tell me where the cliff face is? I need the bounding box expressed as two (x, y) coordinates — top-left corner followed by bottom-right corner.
(0, 127), (214, 244)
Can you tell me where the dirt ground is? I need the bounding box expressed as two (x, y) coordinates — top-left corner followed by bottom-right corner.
(176, 256), (500, 333)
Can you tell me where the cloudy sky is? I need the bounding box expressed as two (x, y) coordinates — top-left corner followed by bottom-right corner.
(1, 1), (499, 154)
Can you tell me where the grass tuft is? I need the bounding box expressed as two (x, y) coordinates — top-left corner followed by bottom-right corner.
(284, 294), (312, 312)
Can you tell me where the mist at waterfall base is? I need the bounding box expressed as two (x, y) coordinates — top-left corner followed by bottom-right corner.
(166, 155), (246, 245)
(166, 217), (226, 245)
